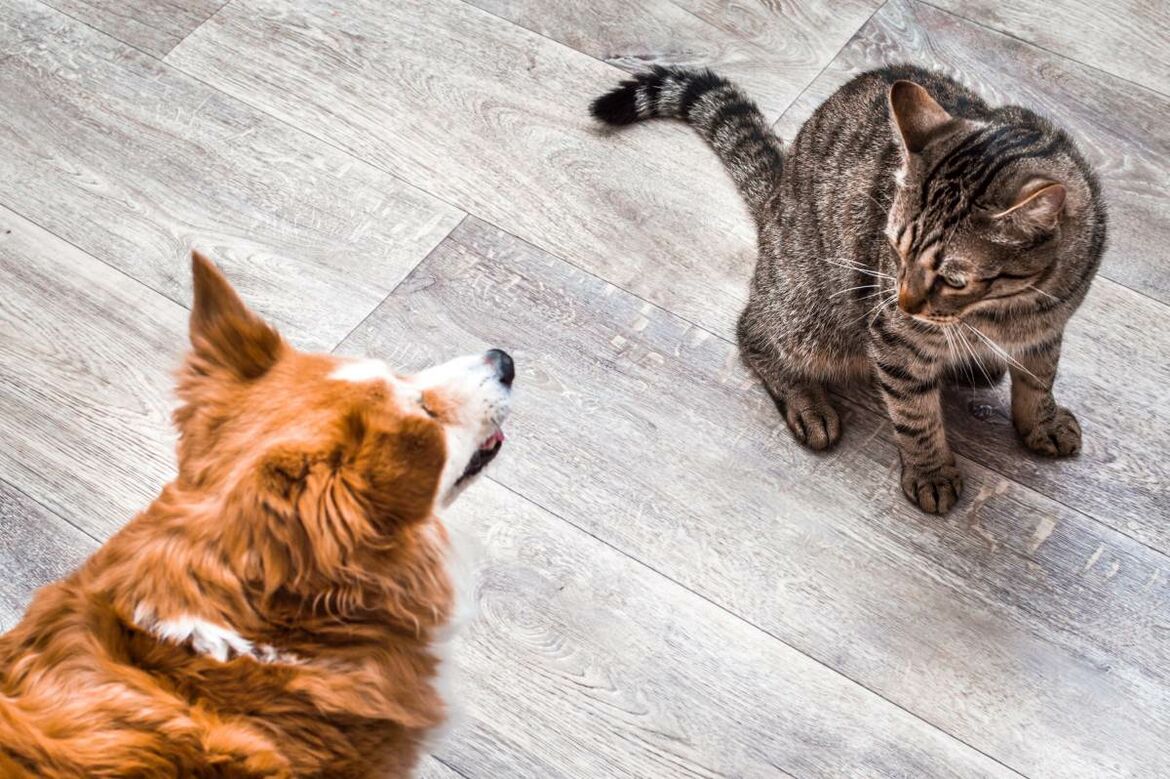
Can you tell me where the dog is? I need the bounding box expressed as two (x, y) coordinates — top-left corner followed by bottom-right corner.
(0, 252), (513, 777)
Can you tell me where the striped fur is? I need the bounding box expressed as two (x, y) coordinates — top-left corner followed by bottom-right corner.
(590, 67), (783, 221)
(592, 65), (1106, 514)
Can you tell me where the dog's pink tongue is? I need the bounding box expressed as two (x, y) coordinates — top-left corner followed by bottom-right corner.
(481, 430), (506, 450)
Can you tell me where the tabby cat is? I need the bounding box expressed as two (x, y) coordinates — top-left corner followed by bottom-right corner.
(591, 65), (1106, 514)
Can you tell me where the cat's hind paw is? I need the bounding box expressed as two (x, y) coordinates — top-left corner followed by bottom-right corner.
(783, 395), (842, 451)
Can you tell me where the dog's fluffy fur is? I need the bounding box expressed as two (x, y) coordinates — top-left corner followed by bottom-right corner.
(0, 253), (511, 777)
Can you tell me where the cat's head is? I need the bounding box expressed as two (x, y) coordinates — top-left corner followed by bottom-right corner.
(884, 80), (1079, 323)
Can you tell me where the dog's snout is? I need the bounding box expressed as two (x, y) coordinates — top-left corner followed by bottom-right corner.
(485, 349), (514, 387)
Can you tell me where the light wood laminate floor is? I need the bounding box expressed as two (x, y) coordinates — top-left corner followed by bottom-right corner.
(1, 0), (1167, 775)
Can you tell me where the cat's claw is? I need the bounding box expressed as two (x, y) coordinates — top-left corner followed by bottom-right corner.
(1020, 406), (1081, 457)
(901, 462), (964, 514)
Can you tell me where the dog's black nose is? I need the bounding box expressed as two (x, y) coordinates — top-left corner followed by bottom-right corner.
(486, 349), (514, 387)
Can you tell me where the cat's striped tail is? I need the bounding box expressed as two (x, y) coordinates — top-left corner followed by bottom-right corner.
(590, 66), (783, 221)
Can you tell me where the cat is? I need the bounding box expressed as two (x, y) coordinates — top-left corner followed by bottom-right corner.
(591, 65), (1106, 514)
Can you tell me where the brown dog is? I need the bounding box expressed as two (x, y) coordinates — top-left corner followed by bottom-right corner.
(0, 253), (513, 777)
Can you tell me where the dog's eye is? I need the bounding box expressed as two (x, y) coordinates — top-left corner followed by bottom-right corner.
(419, 398), (438, 418)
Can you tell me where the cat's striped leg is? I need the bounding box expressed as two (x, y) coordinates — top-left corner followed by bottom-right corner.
(738, 320), (841, 451)
(874, 360), (963, 514)
(1010, 333), (1081, 456)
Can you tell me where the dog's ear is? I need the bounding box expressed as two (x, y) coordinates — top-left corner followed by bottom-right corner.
(189, 251), (283, 381)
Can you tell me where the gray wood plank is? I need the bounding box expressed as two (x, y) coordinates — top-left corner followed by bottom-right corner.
(927, 0), (1170, 96)
(0, 206), (183, 538)
(166, 0), (761, 340)
(339, 217), (1170, 777)
(36, 0), (223, 56)
(0, 0), (464, 353)
(433, 478), (1009, 778)
(0, 479), (97, 632)
(462, 0), (881, 122)
(774, 0), (1170, 306)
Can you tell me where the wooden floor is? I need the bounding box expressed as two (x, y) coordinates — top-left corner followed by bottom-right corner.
(1, 0), (1168, 775)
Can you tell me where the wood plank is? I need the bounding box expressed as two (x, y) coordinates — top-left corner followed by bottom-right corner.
(166, 0), (761, 340)
(0, 206), (182, 538)
(774, 0), (1170, 306)
(0, 479), (97, 632)
(927, 0), (1170, 96)
(338, 217), (1170, 777)
(433, 478), (1009, 778)
(462, 0), (880, 122)
(36, 0), (223, 56)
(0, 0), (464, 352)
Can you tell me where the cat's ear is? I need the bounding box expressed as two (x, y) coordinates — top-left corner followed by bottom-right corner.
(993, 181), (1066, 234)
(889, 81), (953, 154)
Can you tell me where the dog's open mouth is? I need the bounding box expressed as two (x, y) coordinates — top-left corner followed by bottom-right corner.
(456, 428), (506, 485)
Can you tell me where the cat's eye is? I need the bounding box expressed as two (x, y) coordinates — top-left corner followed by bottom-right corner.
(419, 398), (438, 418)
(941, 273), (967, 289)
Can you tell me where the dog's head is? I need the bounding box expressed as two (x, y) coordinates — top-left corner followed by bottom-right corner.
(173, 252), (511, 579)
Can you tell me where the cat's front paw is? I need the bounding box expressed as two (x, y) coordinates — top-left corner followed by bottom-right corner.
(1019, 406), (1081, 457)
(900, 462), (964, 515)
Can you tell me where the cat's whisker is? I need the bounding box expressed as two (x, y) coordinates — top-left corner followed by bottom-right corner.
(962, 322), (1040, 384)
(1027, 284), (1060, 302)
(857, 287), (893, 303)
(955, 325), (995, 388)
(867, 293), (898, 326)
(829, 284), (881, 299)
(822, 258), (895, 280)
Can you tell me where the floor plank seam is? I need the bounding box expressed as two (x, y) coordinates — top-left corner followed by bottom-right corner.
(164, 0), (237, 57)
(769, 0), (892, 136)
(0, 475), (103, 546)
(915, 0), (1170, 102)
(479, 475), (1030, 778)
(431, 755), (472, 779)
(328, 213), (471, 355)
(29, 0), (159, 61)
(0, 201), (186, 316)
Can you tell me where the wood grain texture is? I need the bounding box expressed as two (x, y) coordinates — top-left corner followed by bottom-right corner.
(774, 0), (1170, 306)
(36, 0), (223, 56)
(339, 217), (1170, 777)
(0, 205), (183, 538)
(0, 479), (97, 632)
(434, 478), (1009, 778)
(927, 0), (1170, 96)
(462, 0), (880, 122)
(0, 0), (464, 352)
(411, 756), (464, 779)
(166, 0), (761, 340)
